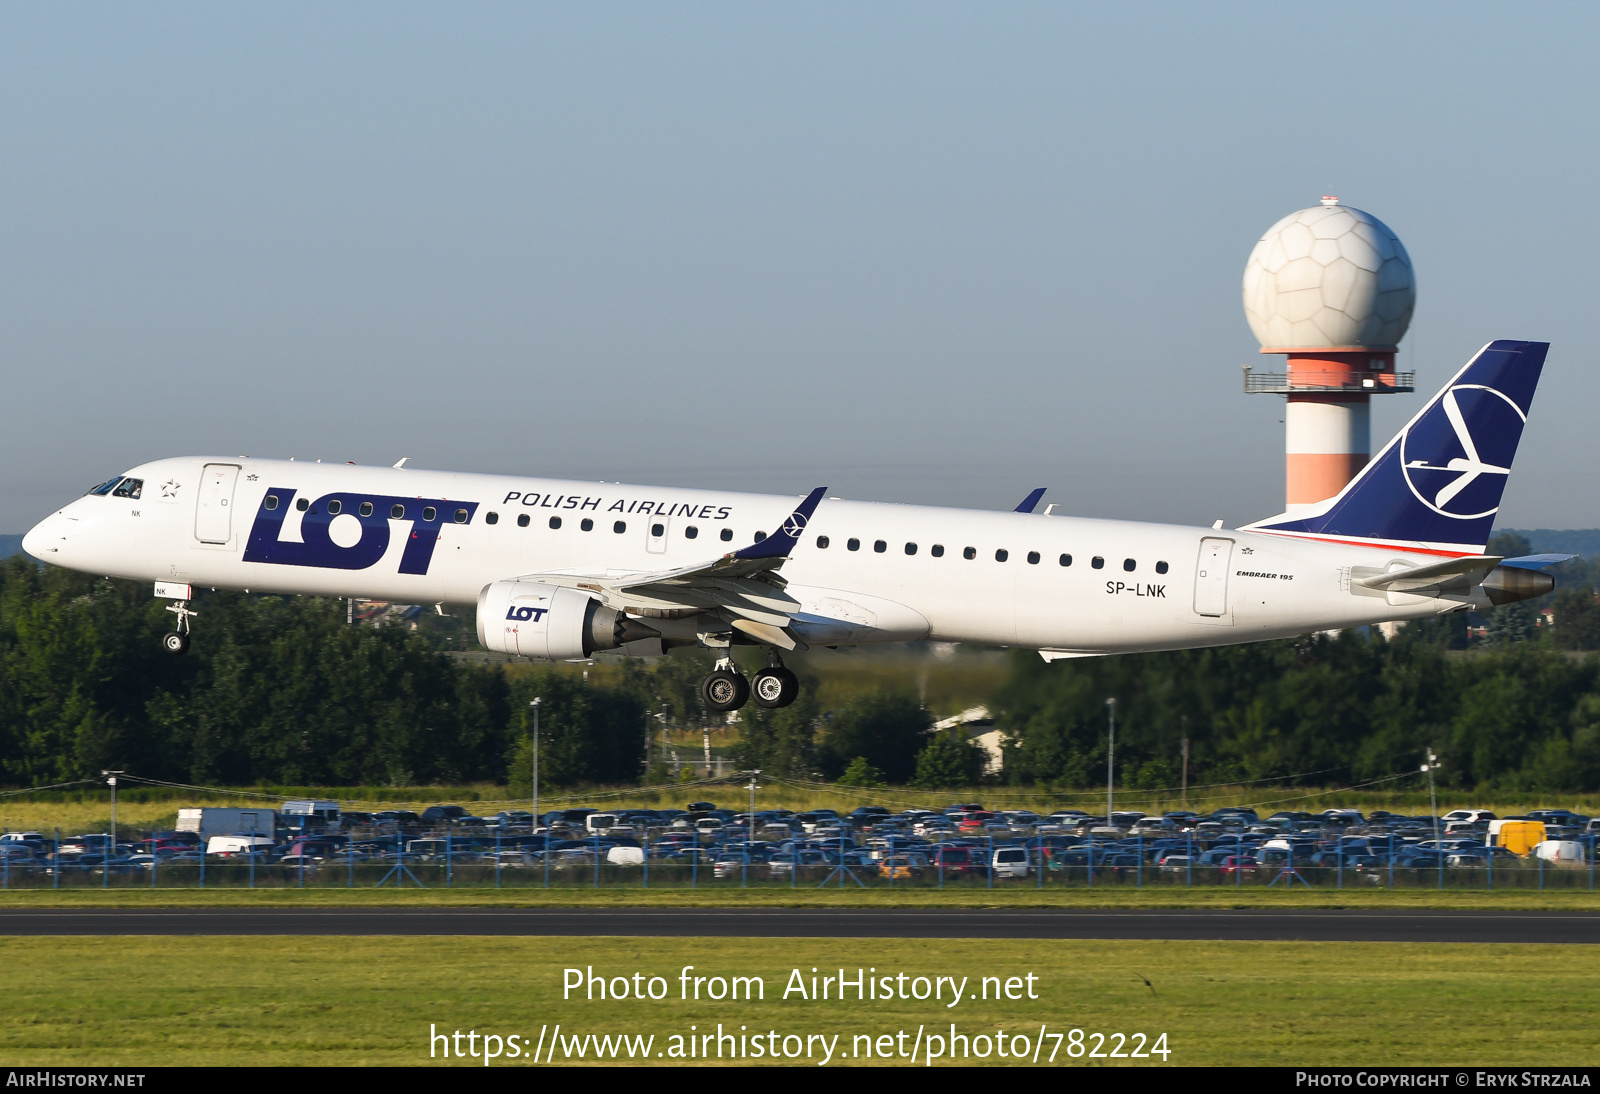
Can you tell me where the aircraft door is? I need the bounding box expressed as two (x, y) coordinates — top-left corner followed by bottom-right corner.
(646, 516), (669, 554)
(194, 464), (241, 544)
(1193, 537), (1234, 617)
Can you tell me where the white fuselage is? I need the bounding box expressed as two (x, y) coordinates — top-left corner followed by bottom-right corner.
(23, 457), (1470, 655)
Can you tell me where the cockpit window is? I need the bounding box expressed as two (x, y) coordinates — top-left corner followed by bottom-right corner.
(112, 478), (143, 499)
(87, 477), (122, 496)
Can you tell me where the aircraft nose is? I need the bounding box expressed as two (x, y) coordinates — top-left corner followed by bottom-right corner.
(22, 514), (62, 560)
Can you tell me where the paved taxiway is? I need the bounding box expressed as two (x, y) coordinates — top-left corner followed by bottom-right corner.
(0, 908), (1594, 942)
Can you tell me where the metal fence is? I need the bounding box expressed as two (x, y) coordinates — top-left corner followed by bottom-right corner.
(2, 827), (1595, 892)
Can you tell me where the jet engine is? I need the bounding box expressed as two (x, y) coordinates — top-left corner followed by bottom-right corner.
(476, 580), (659, 660)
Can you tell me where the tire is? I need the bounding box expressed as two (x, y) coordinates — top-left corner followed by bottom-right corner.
(751, 667), (799, 709)
(700, 668), (750, 712)
(162, 632), (191, 655)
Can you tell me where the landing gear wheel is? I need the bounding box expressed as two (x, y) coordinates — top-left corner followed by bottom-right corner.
(751, 667), (799, 709)
(162, 632), (190, 655)
(700, 668), (750, 712)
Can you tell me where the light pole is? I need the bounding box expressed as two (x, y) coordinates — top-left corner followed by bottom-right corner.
(744, 770), (761, 844)
(1105, 699), (1116, 825)
(1422, 750), (1443, 887)
(102, 770), (123, 852)
(1180, 715), (1189, 810)
(532, 698), (543, 821)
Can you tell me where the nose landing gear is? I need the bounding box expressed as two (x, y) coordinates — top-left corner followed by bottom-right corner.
(699, 652), (799, 712)
(163, 600), (196, 655)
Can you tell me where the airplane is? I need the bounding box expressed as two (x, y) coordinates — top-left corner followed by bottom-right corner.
(22, 339), (1564, 714)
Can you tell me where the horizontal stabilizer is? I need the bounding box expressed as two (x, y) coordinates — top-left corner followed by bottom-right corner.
(1354, 555), (1501, 593)
(1500, 553), (1575, 570)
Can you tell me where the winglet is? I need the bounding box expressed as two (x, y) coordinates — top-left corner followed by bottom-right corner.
(732, 487), (828, 561)
(1015, 487), (1047, 514)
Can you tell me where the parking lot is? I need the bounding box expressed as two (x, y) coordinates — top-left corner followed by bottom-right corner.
(1, 799), (1597, 891)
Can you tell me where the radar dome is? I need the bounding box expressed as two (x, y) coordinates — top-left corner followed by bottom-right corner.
(1242, 199), (1415, 350)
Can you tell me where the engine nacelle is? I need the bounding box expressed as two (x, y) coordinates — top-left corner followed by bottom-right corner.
(476, 580), (659, 660)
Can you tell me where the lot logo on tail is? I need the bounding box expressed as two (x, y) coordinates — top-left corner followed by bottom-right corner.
(1400, 384), (1526, 520)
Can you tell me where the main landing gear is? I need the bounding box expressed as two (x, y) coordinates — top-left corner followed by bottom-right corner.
(700, 652), (799, 712)
(163, 600), (196, 655)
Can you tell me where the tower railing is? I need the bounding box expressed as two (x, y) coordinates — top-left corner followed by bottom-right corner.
(1242, 367), (1414, 395)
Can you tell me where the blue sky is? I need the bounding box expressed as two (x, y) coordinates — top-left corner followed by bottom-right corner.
(3, 3), (1597, 530)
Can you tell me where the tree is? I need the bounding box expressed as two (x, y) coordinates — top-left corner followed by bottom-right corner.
(911, 731), (985, 789)
(836, 757), (887, 788)
(817, 693), (932, 783)
(729, 689), (820, 778)
(506, 670), (646, 788)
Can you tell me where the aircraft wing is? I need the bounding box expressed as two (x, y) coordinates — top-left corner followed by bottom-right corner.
(513, 487), (827, 649)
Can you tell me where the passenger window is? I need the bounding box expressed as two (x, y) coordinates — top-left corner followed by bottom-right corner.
(455, 509), (469, 524)
(422, 506), (437, 522)
(848, 538), (861, 551)
(686, 526), (698, 539)
(327, 500), (341, 515)
(652, 523), (665, 537)
(905, 543), (917, 555)
(995, 549), (1009, 562)
(720, 528), (733, 542)
(873, 540), (887, 553)
(112, 478), (143, 499)
(548, 516), (560, 529)
(931, 544), (944, 557)
(297, 498), (310, 512)
(581, 518), (594, 531)
(517, 514), (530, 528)
(1027, 551), (1040, 564)
(816, 535), (829, 548)
(1156, 560), (1169, 574)
(485, 512), (499, 525)
(1123, 558), (1136, 572)
(87, 477), (122, 496)
(1091, 556), (1104, 569)
(754, 531), (766, 542)
(963, 547), (976, 560)
(359, 501), (373, 517)
(613, 521), (626, 534)
(264, 495), (279, 511)
(1060, 553), (1072, 567)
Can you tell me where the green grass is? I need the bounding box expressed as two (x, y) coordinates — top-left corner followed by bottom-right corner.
(0, 885), (1597, 909)
(1, 935), (1596, 1066)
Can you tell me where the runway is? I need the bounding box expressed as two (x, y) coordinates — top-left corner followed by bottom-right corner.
(0, 908), (1595, 942)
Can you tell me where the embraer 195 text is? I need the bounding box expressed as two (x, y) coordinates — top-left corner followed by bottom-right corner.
(22, 340), (1565, 712)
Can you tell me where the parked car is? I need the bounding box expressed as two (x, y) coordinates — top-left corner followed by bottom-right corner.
(991, 847), (1031, 879)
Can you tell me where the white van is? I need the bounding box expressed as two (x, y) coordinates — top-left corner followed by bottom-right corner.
(606, 846), (645, 866)
(991, 847), (1031, 878)
(206, 835), (273, 857)
(1534, 840), (1586, 866)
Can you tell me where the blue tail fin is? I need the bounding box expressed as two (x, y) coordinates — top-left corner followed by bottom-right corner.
(1242, 339), (1548, 554)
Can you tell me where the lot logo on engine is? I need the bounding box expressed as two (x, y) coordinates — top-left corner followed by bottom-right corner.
(506, 606), (547, 621)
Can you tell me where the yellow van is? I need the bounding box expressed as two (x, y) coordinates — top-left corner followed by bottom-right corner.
(1488, 819), (1546, 855)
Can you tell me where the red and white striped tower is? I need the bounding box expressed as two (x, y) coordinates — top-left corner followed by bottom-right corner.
(1242, 197), (1416, 512)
